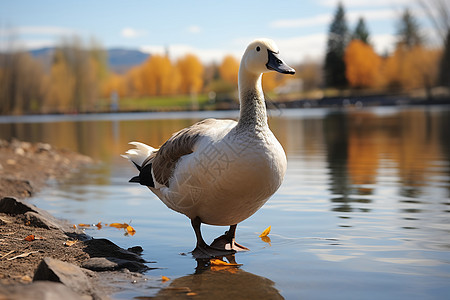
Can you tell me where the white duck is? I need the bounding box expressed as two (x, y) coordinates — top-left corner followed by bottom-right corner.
(123, 38), (295, 258)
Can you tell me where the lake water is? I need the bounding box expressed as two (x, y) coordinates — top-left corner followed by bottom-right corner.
(1, 106), (449, 299)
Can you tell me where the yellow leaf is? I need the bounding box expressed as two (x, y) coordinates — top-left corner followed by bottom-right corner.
(261, 235), (271, 245)
(109, 222), (128, 229)
(210, 258), (241, 266)
(64, 240), (78, 247)
(259, 226), (271, 237)
(161, 275), (170, 282)
(126, 225), (136, 236)
(78, 223), (90, 227)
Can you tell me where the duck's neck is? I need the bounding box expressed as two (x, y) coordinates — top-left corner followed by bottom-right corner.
(236, 68), (268, 131)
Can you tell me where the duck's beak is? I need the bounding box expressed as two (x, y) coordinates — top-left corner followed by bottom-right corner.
(266, 50), (295, 75)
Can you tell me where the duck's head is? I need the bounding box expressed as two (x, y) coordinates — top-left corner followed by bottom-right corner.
(241, 38), (295, 76)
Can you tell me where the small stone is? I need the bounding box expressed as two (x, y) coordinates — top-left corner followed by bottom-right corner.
(25, 211), (61, 230)
(0, 197), (35, 215)
(81, 257), (150, 272)
(84, 238), (146, 263)
(33, 257), (106, 299)
(14, 147), (25, 156)
(127, 246), (143, 254)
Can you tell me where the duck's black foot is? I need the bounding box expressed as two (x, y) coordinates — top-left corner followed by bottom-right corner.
(210, 233), (250, 252)
(192, 243), (236, 259)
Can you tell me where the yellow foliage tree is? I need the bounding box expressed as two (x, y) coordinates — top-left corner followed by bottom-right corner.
(140, 54), (179, 96)
(47, 50), (75, 112)
(102, 73), (127, 98)
(219, 55), (239, 85)
(344, 39), (381, 88)
(382, 44), (441, 91)
(176, 54), (204, 95)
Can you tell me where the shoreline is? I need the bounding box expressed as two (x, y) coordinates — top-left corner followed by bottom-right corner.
(0, 139), (154, 299)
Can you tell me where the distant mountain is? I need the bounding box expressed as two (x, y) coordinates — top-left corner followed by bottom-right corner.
(107, 48), (149, 73)
(28, 47), (150, 74)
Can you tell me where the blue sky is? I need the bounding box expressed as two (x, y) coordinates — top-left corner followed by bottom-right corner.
(0, 0), (432, 63)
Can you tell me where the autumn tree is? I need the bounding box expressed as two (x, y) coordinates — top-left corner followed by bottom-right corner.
(382, 8), (440, 96)
(324, 2), (349, 89)
(47, 49), (76, 112)
(47, 36), (108, 112)
(176, 54), (204, 95)
(0, 51), (47, 114)
(419, 0), (450, 87)
(219, 55), (239, 85)
(344, 39), (381, 88)
(140, 54), (179, 96)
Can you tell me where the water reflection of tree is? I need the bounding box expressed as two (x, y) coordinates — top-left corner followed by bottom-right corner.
(323, 113), (352, 212)
(322, 109), (448, 214)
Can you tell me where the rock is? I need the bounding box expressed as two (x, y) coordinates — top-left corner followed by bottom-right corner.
(127, 246), (144, 254)
(81, 257), (150, 272)
(0, 281), (84, 300)
(0, 197), (72, 231)
(33, 257), (107, 300)
(83, 239), (146, 263)
(0, 197), (35, 215)
(25, 211), (61, 230)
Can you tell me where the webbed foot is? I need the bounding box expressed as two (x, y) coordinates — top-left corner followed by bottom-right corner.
(210, 225), (250, 251)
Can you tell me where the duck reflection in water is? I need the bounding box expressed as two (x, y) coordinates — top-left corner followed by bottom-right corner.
(153, 255), (283, 299)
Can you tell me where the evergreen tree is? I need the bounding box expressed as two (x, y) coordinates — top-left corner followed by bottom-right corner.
(396, 8), (423, 49)
(353, 17), (370, 44)
(324, 2), (349, 89)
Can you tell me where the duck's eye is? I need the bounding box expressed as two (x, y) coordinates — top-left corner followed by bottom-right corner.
(256, 46), (260, 52)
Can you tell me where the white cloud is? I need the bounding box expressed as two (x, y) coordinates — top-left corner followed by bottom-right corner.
(0, 26), (77, 37)
(271, 9), (396, 29)
(186, 25), (202, 34)
(0, 39), (55, 51)
(318, 0), (412, 8)
(276, 34), (328, 63)
(120, 27), (147, 38)
(371, 33), (396, 54)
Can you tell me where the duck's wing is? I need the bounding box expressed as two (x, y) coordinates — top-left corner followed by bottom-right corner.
(152, 118), (235, 187)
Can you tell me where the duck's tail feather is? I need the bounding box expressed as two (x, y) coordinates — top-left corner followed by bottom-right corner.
(122, 142), (157, 187)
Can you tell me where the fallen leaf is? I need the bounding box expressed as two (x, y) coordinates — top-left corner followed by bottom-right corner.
(24, 234), (35, 241)
(261, 235), (271, 245)
(78, 223), (91, 227)
(7, 251), (40, 261)
(64, 240), (78, 247)
(186, 292), (197, 296)
(161, 275), (170, 282)
(259, 226), (271, 237)
(95, 222), (102, 229)
(72, 224), (77, 229)
(126, 225), (136, 235)
(210, 258), (242, 266)
(20, 275), (32, 282)
(109, 222), (128, 229)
